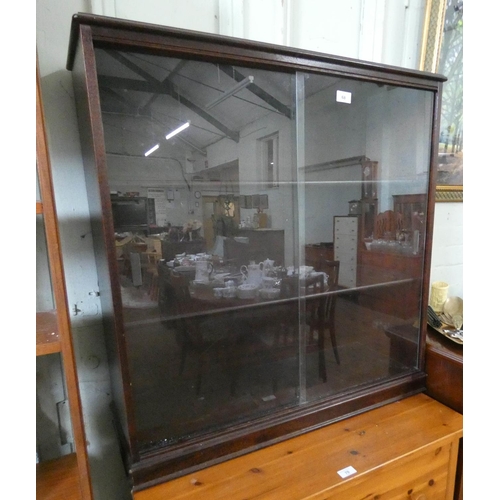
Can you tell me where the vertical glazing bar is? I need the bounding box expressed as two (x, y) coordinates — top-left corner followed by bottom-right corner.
(295, 72), (307, 403)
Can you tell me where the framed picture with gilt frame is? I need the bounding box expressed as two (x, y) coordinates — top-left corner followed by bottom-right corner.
(420, 0), (463, 202)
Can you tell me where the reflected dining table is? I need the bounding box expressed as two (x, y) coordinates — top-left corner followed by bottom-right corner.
(183, 272), (339, 385)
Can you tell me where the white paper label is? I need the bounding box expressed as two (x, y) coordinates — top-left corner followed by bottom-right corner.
(261, 395), (276, 402)
(337, 465), (357, 479)
(336, 90), (352, 104)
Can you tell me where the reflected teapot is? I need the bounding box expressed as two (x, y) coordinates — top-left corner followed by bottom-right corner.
(195, 260), (213, 283)
(261, 259), (275, 276)
(240, 262), (264, 287)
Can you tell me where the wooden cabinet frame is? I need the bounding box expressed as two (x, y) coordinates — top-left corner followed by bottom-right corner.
(66, 13), (445, 490)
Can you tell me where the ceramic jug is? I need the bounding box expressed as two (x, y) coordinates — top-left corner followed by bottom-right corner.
(195, 260), (213, 283)
(240, 262), (263, 287)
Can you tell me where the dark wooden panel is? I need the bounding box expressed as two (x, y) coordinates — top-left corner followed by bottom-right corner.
(425, 326), (463, 414)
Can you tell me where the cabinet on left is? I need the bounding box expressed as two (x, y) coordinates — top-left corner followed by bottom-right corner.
(36, 59), (93, 499)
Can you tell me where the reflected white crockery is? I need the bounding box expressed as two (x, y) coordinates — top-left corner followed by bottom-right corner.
(237, 283), (259, 299)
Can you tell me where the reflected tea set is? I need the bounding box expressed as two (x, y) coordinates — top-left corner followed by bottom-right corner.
(168, 253), (328, 300)
(213, 259), (278, 300)
(213, 260), (329, 300)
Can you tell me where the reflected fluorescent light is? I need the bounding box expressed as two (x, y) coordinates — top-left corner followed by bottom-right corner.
(205, 76), (254, 110)
(166, 121), (190, 140)
(144, 144), (160, 156)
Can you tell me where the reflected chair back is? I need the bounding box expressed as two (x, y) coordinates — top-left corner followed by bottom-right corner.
(375, 210), (404, 239)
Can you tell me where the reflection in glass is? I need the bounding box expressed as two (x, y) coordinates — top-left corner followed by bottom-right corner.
(302, 73), (433, 406)
(94, 48), (433, 452)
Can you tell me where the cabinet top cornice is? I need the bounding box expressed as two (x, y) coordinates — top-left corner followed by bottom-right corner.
(66, 12), (446, 90)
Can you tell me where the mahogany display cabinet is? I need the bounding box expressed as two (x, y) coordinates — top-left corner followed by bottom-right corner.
(66, 13), (445, 492)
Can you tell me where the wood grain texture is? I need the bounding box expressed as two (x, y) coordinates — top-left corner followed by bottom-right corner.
(36, 311), (61, 356)
(36, 454), (81, 499)
(134, 394), (462, 500)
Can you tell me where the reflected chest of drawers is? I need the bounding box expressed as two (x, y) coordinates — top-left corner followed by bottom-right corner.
(334, 216), (358, 288)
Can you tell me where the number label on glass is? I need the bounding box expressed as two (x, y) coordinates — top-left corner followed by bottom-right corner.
(336, 90), (352, 104)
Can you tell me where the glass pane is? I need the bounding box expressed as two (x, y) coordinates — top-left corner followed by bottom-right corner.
(302, 73), (433, 403)
(94, 46), (433, 453)
(95, 48), (301, 451)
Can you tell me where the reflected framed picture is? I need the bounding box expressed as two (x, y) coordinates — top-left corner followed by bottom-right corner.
(260, 194), (269, 209)
(252, 194), (261, 209)
(420, 0), (463, 202)
(250, 194), (269, 210)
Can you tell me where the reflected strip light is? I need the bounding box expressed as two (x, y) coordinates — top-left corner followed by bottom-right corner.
(166, 121), (190, 140)
(205, 76), (254, 110)
(144, 144), (160, 157)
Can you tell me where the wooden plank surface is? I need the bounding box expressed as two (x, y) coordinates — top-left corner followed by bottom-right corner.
(36, 453), (82, 499)
(36, 311), (61, 356)
(134, 393), (462, 499)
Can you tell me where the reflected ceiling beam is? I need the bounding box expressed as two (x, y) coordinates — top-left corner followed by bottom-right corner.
(218, 65), (293, 119)
(99, 92), (209, 156)
(98, 75), (240, 143)
(141, 59), (188, 112)
(177, 136), (207, 156)
(102, 51), (239, 142)
(100, 86), (133, 112)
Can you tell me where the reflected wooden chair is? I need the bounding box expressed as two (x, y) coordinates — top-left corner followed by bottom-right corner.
(272, 273), (328, 389)
(305, 270), (343, 380)
(169, 271), (235, 395)
(143, 251), (161, 301)
(169, 272), (224, 394)
(273, 263), (341, 391)
(305, 273), (328, 382)
(313, 260), (340, 366)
